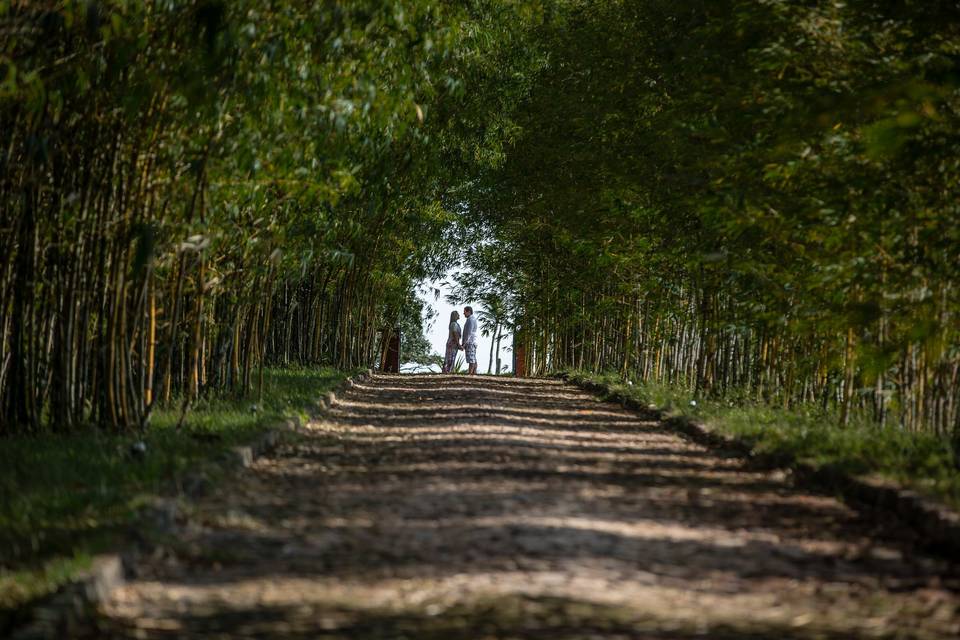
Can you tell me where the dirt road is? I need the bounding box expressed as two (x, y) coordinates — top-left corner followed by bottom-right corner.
(97, 374), (960, 638)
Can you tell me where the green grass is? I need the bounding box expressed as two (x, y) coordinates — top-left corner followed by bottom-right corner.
(563, 370), (960, 510)
(0, 366), (346, 615)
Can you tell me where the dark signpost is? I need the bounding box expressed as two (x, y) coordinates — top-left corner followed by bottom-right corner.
(513, 327), (527, 377)
(381, 327), (401, 373)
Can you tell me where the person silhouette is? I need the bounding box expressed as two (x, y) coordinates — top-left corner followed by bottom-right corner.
(462, 306), (478, 375)
(443, 310), (462, 373)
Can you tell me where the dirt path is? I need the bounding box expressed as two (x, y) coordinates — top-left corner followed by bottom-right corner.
(98, 375), (960, 639)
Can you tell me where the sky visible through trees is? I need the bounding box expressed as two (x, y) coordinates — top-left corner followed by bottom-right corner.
(411, 270), (514, 374)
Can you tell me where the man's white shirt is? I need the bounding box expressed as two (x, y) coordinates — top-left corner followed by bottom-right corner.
(463, 315), (478, 346)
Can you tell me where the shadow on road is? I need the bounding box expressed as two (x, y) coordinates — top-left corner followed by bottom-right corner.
(94, 374), (960, 639)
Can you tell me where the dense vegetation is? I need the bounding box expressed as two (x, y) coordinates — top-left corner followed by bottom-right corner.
(7, 0), (960, 622)
(565, 370), (960, 508)
(3, 0), (960, 449)
(0, 1), (540, 433)
(0, 366), (344, 612)
(462, 1), (960, 441)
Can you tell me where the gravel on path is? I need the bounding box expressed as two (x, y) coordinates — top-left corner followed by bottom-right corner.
(96, 374), (960, 639)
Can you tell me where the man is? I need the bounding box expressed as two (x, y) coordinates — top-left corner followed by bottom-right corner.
(461, 305), (479, 375)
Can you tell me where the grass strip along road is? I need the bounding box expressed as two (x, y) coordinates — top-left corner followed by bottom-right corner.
(0, 367), (346, 622)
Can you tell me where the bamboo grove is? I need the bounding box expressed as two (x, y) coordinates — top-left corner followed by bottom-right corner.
(0, 0), (542, 433)
(4, 0), (960, 441)
(461, 0), (960, 437)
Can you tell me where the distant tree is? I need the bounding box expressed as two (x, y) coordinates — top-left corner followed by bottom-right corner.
(478, 294), (511, 375)
(399, 293), (441, 370)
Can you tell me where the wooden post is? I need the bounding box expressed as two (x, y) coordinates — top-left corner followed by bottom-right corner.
(513, 323), (527, 378)
(381, 326), (401, 373)
(513, 320), (527, 377)
(513, 344), (527, 377)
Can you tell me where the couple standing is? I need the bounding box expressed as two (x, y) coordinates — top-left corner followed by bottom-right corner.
(443, 306), (478, 375)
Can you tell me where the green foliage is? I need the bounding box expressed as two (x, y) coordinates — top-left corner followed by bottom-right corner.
(564, 370), (960, 509)
(452, 352), (467, 374)
(460, 0), (960, 436)
(399, 291), (440, 367)
(0, 1), (550, 431)
(0, 367), (345, 610)
(3, 0), (960, 539)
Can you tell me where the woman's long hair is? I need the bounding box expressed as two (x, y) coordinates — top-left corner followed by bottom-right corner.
(449, 310), (460, 323)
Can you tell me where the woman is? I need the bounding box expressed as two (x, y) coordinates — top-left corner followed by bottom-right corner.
(443, 310), (462, 373)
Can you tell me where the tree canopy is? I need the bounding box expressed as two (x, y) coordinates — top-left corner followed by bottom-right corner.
(459, 0), (960, 437)
(2, 0), (959, 439)
(0, 0), (543, 431)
